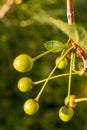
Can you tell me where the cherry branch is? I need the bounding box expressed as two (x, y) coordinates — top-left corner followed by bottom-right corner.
(67, 0), (76, 47)
(66, 0), (87, 72)
(0, 0), (13, 19)
(67, 0), (74, 24)
(0, 0), (23, 19)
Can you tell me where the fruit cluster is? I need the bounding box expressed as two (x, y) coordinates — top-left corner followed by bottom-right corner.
(13, 40), (87, 122)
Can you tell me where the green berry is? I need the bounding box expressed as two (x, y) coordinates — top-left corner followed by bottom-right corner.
(13, 54), (33, 72)
(59, 106), (74, 122)
(17, 77), (33, 92)
(23, 99), (39, 115)
(55, 57), (68, 69)
(64, 95), (76, 108)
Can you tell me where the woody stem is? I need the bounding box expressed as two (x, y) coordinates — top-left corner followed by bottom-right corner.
(67, 0), (74, 24)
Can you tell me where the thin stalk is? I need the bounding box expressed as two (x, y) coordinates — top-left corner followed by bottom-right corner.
(35, 65), (56, 102)
(35, 46), (73, 102)
(32, 45), (65, 62)
(67, 53), (73, 104)
(34, 71), (79, 85)
(75, 98), (87, 103)
(72, 52), (76, 71)
(66, 0), (75, 105)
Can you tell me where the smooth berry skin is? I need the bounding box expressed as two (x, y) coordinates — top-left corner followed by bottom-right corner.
(59, 106), (74, 122)
(13, 54), (33, 73)
(23, 99), (39, 115)
(55, 57), (68, 69)
(18, 77), (33, 92)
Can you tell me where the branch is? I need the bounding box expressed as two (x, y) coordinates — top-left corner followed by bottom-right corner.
(0, 0), (23, 19)
(67, 0), (74, 24)
(66, 0), (87, 72)
(0, 0), (13, 19)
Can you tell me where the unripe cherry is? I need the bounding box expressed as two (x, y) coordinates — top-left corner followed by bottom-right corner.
(59, 106), (74, 122)
(55, 57), (68, 69)
(64, 95), (76, 108)
(23, 99), (39, 115)
(13, 54), (33, 73)
(17, 77), (33, 92)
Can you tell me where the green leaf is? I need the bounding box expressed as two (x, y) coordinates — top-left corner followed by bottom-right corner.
(44, 40), (64, 53)
(79, 36), (87, 52)
(57, 20), (87, 52)
(49, 18), (87, 52)
(77, 26), (87, 52)
(49, 18), (79, 43)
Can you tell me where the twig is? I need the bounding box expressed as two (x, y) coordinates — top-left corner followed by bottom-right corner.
(66, 0), (87, 72)
(0, 0), (13, 19)
(67, 0), (74, 24)
(0, 0), (23, 19)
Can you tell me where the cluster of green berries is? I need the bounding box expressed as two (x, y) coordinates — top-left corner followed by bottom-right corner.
(13, 54), (39, 115)
(59, 95), (76, 122)
(13, 54), (68, 93)
(13, 49), (87, 122)
(13, 53), (68, 117)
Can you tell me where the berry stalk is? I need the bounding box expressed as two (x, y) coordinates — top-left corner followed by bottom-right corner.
(32, 45), (65, 62)
(75, 98), (87, 103)
(34, 71), (79, 85)
(67, 52), (73, 105)
(35, 46), (73, 102)
(35, 65), (57, 102)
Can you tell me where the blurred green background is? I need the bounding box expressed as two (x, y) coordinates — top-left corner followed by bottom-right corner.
(0, 0), (87, 130)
